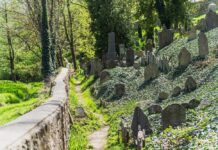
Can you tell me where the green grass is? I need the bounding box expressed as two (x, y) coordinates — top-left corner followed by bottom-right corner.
(69, 76), (102, 150)
(0, 80), (45, 126)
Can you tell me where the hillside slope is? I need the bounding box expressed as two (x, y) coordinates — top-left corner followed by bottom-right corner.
(92, 28), (218, 149)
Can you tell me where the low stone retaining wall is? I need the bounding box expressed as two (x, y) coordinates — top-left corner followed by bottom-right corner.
(0, 68), (71, 150)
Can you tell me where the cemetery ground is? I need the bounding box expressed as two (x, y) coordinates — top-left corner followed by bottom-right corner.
(86, 28), (218, 149)
(0, 80), (47, 126)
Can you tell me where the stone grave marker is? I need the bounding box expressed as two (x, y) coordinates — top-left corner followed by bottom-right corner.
(185, 76), (197, 93)
(144, 64), (159, 82)
(131, 107), (152, 138)
(158, 26), (174, 49)
(178, 47), (191, 68)
(148, 104), (162, 115)
(107, 32), (117, 61)
(126, 48), (134, 67)
(161, 104), (186, 129)
(198, 32), (209, 59)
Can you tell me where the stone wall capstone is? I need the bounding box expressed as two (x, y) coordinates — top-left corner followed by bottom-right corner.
(0, 68), (71, 150)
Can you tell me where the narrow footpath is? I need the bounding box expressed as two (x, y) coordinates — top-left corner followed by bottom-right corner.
(75, 84), (109, 150)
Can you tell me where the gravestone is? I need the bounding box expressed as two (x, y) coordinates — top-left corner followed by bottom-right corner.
(144, 64), (159, 82)
(157, 57), (171, 73)
(185, 76), (197, 93)
(126, 49), (135, 67)
(205, 10), (218, 31)
(120, 122), (130, 145)
(131, 107), (152, 138)
(90, 58), (103, 77)
(114, 83), (125, 97)
(158, 26), (174, 49)
(148, 104), (162, 115)
(141, 56), (146, 66)
(188, 99), (200, 109)
(178, 47), (191, 68)
(146, 51), (156, 65)
(172, 86), (182, 97)
(107, 32), (117, 61)
(161, 104), (186, 129)
(119, 44), (126, 61)
(158, 92), (169, 102)
(100, 70), (110, 84)
(198, 32), (209, 58)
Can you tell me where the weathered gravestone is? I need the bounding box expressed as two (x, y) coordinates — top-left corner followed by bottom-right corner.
(119, 44), (126, 61)
(185, 76), (197, 93)
(157, 57), (171, 73)
(146, 51), (156, 65)
(158, 26), (174, 49)
(198, 32), (209, 59)
(148, 104), (162, 115)
(161, 104), (186, 129)
(205, 10), (218, 31)
(158, 92), (169, 102)
(178, 47), (191, 68)
(172, 86), (182, 97)
(100, 70), (110, 84)
(106, 32), (117, 68)
(114, 83), (125, 97)
(144, 64), (159, 82)
(90, 58), (103, 76)
(126, 49), (135, 67)
(131, 107), (152, 138)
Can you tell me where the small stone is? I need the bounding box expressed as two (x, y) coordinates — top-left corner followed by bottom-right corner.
(75, 107), (86, 118)
(161, 104), (186, 129)
(172, 86), (182, 97)
(188, 99), (200, 109)
(199, 99), (212, 109)
(158, 92), (169, 101)
(148, 104), (162, 115)
(185, 76), (197, 93)
(114, 83), (125, 97)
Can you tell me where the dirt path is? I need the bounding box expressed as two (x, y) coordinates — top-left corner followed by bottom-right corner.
(75, 84), (109, 150)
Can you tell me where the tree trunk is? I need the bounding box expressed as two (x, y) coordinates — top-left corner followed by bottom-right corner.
(41, 0), (51, 80)
(4, 3), (16, 81)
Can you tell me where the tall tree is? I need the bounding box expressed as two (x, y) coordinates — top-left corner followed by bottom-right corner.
(41, 0), (51, 80)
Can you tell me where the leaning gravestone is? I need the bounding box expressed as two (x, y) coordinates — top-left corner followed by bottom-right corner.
(158, 26), (174, 49)
(157, 57), (171, 73)
(185, 76), (197, 93)
(161, 104), (186, 129)
(131, 107), (152, 138)
(198, 32), (209, 59)
(126, 49), (134, 67)
(144, 64), (159, 82)
(178, 47), (191, 68)
(205, 10), (218, 31)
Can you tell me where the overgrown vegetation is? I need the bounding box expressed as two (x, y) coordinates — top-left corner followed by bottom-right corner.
(69, 76), (103, 150)
(0, 81), (45, 126)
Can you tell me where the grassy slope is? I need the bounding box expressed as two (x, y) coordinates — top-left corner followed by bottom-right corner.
(69, 76), (102, 150)
(92, 28), (218, 149)
(0, 81), (45, 126)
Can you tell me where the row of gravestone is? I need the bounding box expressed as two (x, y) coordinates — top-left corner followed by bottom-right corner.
(158, 76), (197, 102)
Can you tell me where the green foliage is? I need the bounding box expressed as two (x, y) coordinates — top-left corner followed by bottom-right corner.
(87, 0), (134, 57)
(0, 80), (45, 126)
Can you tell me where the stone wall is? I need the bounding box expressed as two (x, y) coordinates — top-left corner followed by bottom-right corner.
(0, 68), (71, 150)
